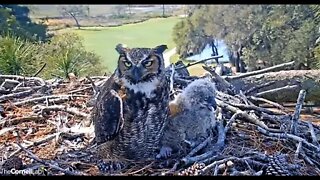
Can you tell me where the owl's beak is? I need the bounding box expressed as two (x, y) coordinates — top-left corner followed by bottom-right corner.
(130, 66), (143, 83)
(204, 98), (217, 111)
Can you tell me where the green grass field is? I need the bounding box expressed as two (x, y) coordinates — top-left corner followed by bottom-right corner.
(64, 17), (183, 72)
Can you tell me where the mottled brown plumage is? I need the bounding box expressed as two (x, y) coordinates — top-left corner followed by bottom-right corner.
(92, 44), (170, 170)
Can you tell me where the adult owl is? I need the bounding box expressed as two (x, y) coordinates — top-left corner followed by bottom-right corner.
(92, 44), (170, 172)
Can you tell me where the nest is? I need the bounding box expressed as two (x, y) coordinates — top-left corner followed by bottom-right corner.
(0, 62), (320, 176)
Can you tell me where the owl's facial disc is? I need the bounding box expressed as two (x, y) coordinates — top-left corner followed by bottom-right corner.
(118, 54), (160, 84)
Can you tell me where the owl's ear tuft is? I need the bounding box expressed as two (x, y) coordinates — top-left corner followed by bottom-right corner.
(115, 44), (128, 54)
(153, 45), (168, 54)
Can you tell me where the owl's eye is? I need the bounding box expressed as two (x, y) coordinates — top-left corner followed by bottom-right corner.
(143, 60), (153, 67)
(123, 61), (132, 68)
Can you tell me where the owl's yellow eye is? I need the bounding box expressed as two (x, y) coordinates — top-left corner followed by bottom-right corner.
(143, 60), (153, 67)
(123, 61), (132, 68)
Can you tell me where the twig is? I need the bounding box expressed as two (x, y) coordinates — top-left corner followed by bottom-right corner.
(162, 161), (180, 175)
(225, 61), (295, 81)
(214, 112), (242, 151)
(200, 157), (235, 174)
(216, 91), (241, 104)
(127, 162), (154, 175)
(307, 121), (319, 146)
(181, 150), (214, 166)
(0, 79), (20, 89)
(33, 63), (47, 77)
(291, 89), (306, 134)
(1, 116), (46, 127)
(175, 55), (223, 70)
(169, 64), (175, 92)
(0, 75), (46, 86)
(202, 65), (236, 95)
(248, 96), (285, 110)
(0, 89), (35, 102)
(225, 112), (242, 134)
(295, 141), (302, 159)
(244, 81), (276, 95)
(9, 133), (58, 158)
(68, 86), (92, 94)
(236, 90), (253, 105)
(257, 127), (320, 152)
(12, 85), (43, 93)
(216, 99), (282, 133)
(86, 76), (98, 95)
(185, 136), (211, 158)
(226, 102), (285, 115)
(256, 85), (299, 97)
(35, 105), (89, 118)
(15, 143), (83, 175)
(13, 94), (89, 106)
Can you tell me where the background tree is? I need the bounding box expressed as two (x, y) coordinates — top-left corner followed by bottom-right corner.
(59, 5), (88, 29)
(0, 5), (49, 42)
(162, 5), (165, 17)
(112, 5), (127, 19)
(172, 5), (319, 70)
(39, 33), (104, 79)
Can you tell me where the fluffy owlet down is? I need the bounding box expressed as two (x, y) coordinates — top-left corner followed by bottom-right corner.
(157, 78), (217, 159)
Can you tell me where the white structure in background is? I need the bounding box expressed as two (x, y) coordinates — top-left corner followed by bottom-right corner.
(186, 40), (230, 63)
(163, 47), (177, 68)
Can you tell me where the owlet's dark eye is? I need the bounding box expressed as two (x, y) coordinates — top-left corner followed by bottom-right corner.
(143, 60), (153, 67)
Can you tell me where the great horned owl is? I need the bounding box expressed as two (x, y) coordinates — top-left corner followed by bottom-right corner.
(92, 44), (170, 170)
(157, 78), (217, 159)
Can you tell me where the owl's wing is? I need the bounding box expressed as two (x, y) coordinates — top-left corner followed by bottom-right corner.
(93, 74), (124, 144)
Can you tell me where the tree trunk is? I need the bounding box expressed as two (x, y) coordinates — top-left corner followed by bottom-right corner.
(234, 51), (240, 72)
(70, 13), (80, 29)
(128, 5), (131, 15)
(229, 70), (320, 103)
(162, 5), (165, 17)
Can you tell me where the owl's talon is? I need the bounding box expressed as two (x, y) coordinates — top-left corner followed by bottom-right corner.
(156, 146), (173, 159)
(97, 160), (126, 174)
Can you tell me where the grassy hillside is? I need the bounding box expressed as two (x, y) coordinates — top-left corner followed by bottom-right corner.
(63, 16), (182, 72)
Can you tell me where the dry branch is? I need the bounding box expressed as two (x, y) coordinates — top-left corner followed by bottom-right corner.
(225, 61), (295, 81)
(0, 75), (46, 86)
(0, 89), (35, 102)
(291, 90), (306, 134)
(33, 63), (47, 77)
(248, 96), (285, 110)
(202, 65), (236, 94)
(9, 133), (58, 158)
(1, 116), (45, 127)
(35, 105), (89, 118)
(216, 99), (282, 133)
(244, 81), (276, 95)
(257, 127), (320, 151)
(256, 85), (299, 97)
(16, 143), (83, 175)
(85, 76), (98, 95)
(175, 55), (223, 70)
(229, 70), (320, 103)
(13, 94), (89, 106)
(307, 121), (319, 147)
